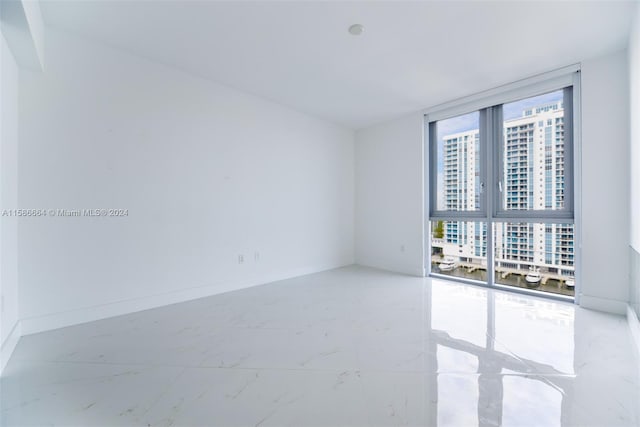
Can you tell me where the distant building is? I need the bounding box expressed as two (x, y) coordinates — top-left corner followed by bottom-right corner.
(438, 129), (486, 264)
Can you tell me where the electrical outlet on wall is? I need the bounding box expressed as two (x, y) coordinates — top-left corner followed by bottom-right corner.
(254, 251), (260, 262)
(238, 254), (244, 264)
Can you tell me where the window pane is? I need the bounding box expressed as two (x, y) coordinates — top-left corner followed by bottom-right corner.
(493, 222), (575, 297)
(501, 90), (567, 211)
(434, 111), (481, 211)
(431, 220), (487, 282)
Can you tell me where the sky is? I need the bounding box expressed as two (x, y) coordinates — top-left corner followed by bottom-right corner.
(503, 90), (563, 121)
(437, 89), (563, 142)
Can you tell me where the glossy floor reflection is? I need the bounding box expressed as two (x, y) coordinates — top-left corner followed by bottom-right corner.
(1, 266), (639, 426)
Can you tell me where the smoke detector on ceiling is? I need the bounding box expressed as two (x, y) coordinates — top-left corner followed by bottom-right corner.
(348, 24), (364, 36)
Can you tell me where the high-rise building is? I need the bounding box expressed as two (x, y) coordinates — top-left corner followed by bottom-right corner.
(440, 129), (487, 262)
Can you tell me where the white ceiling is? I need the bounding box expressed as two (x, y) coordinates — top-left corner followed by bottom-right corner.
(41, 1), (636, 129)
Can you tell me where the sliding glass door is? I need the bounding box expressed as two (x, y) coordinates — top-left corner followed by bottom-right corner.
(428, 76), (578, 299)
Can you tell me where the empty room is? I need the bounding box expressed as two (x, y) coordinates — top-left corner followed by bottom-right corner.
(1, 0), (639, 425)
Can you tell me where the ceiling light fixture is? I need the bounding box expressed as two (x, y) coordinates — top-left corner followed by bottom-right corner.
(348, 24), (364, 36)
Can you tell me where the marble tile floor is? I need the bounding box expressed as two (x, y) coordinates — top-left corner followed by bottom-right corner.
(1, 266), (638, 426)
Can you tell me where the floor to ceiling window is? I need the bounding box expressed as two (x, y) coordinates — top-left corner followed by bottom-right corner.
(427, 71), (579, 299)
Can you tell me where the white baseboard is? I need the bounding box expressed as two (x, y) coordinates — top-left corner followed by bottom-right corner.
(413, 267), (427, 277)
(579, 294), (628, 315)
(20, 263), (350, 337)
(627, 304), (640, 358)
(1, 321), (21, 375)
(354, 260), (425, 278)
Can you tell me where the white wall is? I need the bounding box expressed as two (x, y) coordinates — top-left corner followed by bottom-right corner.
(354, 113), (424, 276)
(0, 0), (44, 70)
(579, 49), (629, 314)
(628, 2), (640, 335)
(0, 33), (20, 369)
(18, 29), (354, 334)
(631, 0), (640, 251)
(354, 51), (631, 314)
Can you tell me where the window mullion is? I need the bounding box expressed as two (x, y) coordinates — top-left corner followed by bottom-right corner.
(485, 107), (495, 287)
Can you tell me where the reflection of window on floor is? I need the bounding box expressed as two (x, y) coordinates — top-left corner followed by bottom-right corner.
(428, 80), (577, 298)
(426, 285), (573, 425)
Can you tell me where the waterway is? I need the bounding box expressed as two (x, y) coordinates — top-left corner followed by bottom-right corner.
(431, 263), (575, 297)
